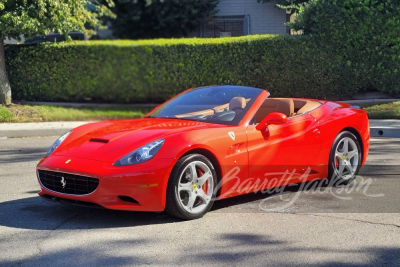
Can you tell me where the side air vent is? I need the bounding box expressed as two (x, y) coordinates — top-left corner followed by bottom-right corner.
(89, 138), (109, 143)
(118, 196), (139, 204)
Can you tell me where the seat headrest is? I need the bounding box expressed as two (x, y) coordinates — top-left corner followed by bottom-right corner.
(229, 97), (246, 112)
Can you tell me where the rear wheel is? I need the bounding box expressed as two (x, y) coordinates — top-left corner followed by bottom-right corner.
(165, 154), (217, 220)
(328, 131), (362, 186)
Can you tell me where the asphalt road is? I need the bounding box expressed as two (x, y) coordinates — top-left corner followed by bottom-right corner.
(0, 136), (400, 267)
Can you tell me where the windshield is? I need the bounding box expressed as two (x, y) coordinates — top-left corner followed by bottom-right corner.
(146, 86), (263, 125)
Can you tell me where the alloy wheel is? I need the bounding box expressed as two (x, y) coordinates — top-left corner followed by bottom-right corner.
(334, 137), (359, 180)
(177, 161), (214, 214)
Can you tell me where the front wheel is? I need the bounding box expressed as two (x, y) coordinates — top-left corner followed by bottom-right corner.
(165, 154), (217, 220)
(327, 131), (362, 186)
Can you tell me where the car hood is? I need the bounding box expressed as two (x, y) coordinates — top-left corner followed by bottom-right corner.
(53, 118), (218, 163)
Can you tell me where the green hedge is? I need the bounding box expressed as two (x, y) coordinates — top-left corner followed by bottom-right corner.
(4, 34), (399, 103)
(290, 0), (400, 96)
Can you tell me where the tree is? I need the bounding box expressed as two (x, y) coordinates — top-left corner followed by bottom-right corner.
(106, 0), (219, 39)
(0, 0), (114, 105)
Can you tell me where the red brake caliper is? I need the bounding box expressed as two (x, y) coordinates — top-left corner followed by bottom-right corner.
(198, 169), (208, 203)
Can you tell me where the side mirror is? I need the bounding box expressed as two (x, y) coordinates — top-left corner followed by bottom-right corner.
(256, 112), (288, 131)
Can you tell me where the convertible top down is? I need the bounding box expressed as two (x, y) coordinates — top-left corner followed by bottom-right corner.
(36, 85), (369, 219)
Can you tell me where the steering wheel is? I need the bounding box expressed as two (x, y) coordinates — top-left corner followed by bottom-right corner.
(231, 107), (244, 113)
(207, 110), (236, 122)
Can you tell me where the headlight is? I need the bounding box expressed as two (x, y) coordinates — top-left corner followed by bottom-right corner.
(114, 139), (165, 166)
(46, 131), (71, 157)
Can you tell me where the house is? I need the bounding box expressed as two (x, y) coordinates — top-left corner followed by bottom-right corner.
(199, 0), (290, 37)
(96, 0), (291, 39)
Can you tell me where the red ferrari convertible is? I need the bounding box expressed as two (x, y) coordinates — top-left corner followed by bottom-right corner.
(36, 85), (369, 219)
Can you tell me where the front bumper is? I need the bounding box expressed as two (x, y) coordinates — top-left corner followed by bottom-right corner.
(36, 155), (175, 212)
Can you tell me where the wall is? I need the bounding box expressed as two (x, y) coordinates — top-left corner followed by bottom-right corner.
(215, 0), (287, 34)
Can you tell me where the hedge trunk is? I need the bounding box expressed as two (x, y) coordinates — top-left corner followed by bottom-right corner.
(0, 34), (12, 105)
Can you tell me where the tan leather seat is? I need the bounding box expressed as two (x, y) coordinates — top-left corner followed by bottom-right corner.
(255, 98), (294, 123)
(276, 99), (294, 117)
(229, 97), (246, 114)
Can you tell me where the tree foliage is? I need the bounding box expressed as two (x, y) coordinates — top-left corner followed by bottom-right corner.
(106, 0), (219, 39)
(0, 0), (115, 39)
(256, 0), (309, 13)
(0, 0), (114, 105)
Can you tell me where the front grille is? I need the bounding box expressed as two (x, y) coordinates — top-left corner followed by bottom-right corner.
(38, 170), (99, 195)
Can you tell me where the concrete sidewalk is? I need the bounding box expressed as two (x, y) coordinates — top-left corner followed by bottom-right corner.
(13, 101), (158, 108)
(0, 119), (399, 138)
(341, 98), (399, 104)
(0, 121), (94, 138)
(369, 119), (400, 138)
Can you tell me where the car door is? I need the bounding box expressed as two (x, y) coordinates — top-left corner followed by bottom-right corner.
(246, 113), (321, 188)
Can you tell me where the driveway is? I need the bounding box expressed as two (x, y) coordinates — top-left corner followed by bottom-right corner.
(0, 137), (399, 266)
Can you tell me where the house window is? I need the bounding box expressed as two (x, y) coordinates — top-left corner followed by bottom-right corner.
(201, 15), (250, 38)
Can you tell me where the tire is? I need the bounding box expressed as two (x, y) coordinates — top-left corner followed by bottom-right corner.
(327, 131), (362, 186)
(165, 154), (217, 220)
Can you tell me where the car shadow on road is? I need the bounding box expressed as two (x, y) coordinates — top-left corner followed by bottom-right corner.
(211, 178), (354, 213)
(0, 173), (397, 231)
(211, 181), (309, 211)
(212, 173), (400, 214)
(1, 181), (320, 231)
(0, 195), (178, 230)
(0, 179), (329, 231)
